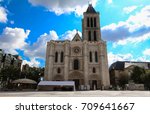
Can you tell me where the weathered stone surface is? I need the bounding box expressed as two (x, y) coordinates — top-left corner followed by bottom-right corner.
(44, 4), (110, 90)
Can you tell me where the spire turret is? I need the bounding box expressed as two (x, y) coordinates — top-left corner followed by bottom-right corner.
(86, 4), (97, 13)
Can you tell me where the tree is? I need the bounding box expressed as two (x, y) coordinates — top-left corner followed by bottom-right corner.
(0, 66), (20, 88)
(143, 72), (150, 90)
(118, 73), (129, 89)
(21, 67), (44, 83)
(131, 66), (145, 84)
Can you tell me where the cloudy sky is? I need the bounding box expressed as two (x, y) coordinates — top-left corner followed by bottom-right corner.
(0, 0), (150, 67)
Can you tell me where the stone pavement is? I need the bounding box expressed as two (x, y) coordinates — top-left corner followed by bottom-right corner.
(0, 91), (150, 97)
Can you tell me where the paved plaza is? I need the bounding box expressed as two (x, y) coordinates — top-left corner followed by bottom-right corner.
(0, 91), (150, 97)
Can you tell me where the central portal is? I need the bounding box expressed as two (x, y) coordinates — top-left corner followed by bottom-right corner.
(69, 71), (84, 90)
(92, 80), (97, 90)
(73, 79), (80, 90)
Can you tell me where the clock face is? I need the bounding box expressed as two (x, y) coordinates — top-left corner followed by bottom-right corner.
(73, 47), (80, 54)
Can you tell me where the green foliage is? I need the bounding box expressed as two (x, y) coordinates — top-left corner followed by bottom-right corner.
(118, 73), (129, 89)
(131, 66), (145, 84)
(143, 72), (150, 90)
(21, 67), (44, 82)
(130, 66), (150, 89)
(0, 66), (21, 88)
(0, 66), (44, 89)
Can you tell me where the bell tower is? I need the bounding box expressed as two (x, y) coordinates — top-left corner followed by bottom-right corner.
(82, 4), (101, 41)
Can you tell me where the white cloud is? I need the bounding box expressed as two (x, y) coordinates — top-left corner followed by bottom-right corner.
(0, 6), (8, 23)
(24, 29), (81, 60)
(61, 29), (82, 40)
(28, 0), (97, 16)
(113, 32), (150, 46)
(108, 52), (150, 66)
(143, 49), (150, 56)
(0, 27), (41, 67)
(22, 58), (40, 67)
(0, 28), (81, 67)
(127, 5), (150, 29)
(108, 0), (113, 4)
(24, 30), (58, 59)
(22, 29), (81, 67)
(0, 27), (30, 54)
(102, 5), (150, 46)
(108, 52), (133, 66)
(123, 6), (137, 14)
(136, 56), (150, 62)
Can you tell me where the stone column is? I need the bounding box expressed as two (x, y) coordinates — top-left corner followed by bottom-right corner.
(100, 44), (105, 85)
(58, 52), (60, 63)
(99, 41), (110, 88)
(64, 41), (69, 80)
(104, 42), (110, 87)
(44, 42), (50, 80)
(83, 41), (89, 85)
(92, 51), (95, 63)
(47, 41), (54, 81)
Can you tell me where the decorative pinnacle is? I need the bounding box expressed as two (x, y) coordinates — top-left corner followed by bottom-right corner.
(88, 1), (92, 5)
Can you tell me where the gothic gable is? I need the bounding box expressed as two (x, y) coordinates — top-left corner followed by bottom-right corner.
(72, 33), (82, 41)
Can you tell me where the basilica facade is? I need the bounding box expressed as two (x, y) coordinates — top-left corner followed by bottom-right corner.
(44, 4), (110, 90)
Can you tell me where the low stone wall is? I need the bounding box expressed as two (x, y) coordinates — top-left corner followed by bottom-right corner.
(125, 84), (144, 90)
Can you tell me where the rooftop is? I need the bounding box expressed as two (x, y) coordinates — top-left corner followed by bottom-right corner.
(38, 81), (75, 86)
(109, 61), (150, 70)
(86, 4), (97, 13)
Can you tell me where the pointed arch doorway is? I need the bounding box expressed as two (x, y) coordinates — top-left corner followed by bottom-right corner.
(69, 71), (84, 90)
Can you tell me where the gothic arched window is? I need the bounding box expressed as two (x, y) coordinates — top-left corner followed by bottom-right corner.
(91, 17), (93, 27)
(60, 51), (64, 63)
(89, 51), (92, 62)
(93, 67), (96, 73)
(95, 51), (98, 62)
(94, 31), (97, 41)
(55, 52), (58, 63)
(74, 59), (79, 70)
(88, 31), (91, 41)
(87, 17), (90, 27)
(94, 17), (96, 27)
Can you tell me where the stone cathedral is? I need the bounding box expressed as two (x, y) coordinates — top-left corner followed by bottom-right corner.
(44, 4), (110, 90)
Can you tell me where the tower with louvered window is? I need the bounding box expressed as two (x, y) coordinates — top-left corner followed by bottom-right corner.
(44, 4), (110, 90)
